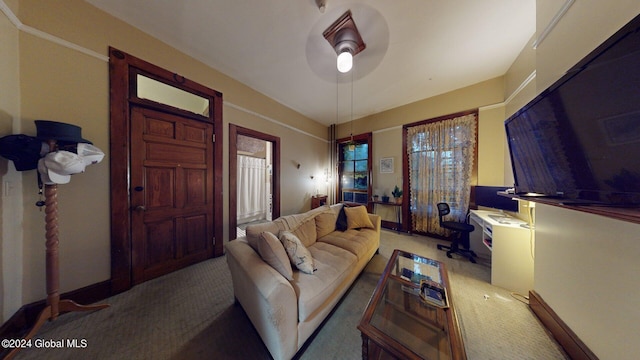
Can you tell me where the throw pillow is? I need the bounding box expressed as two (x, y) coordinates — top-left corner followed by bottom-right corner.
(245, 220), (284, 251)
(335, 205), (348, 231)
(279, 231), (315, 274)
(315, 210), (337, 238)
(292, 217), (317, 248)
(257, 231), (293, 280)
(345, 205), (375, 230)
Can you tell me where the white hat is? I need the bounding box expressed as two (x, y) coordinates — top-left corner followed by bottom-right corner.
(42, 151), (86, 184)
(76, 143), (104, 166)
(38, 158), (63, 185)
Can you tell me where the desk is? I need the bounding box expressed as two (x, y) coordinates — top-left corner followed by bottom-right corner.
(469, 210), (534, 295)
(371, 201), (402, 231)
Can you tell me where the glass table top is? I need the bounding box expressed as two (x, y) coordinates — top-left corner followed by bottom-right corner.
(361, 249), (463, 360)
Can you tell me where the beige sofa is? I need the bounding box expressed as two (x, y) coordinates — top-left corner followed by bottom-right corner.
(226, 203), (381, 360)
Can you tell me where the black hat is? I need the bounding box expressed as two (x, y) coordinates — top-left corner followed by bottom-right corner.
(35, 120), (92, 144)
(0, 134), (44, 171)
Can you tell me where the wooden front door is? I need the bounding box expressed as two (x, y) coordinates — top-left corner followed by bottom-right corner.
(130, 106), (215, 283)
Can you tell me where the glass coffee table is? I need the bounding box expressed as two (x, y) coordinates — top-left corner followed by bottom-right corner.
(358, 249), (466, 359)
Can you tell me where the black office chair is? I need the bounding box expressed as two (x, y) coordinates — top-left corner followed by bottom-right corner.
(435, 202), (477, 263)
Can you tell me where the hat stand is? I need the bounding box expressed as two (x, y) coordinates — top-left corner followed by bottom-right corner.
(5, 139), (109, 360)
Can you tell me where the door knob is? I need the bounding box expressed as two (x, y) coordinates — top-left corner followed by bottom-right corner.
(134, 205), (147, 212)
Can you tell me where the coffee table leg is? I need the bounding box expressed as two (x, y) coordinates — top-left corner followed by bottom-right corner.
(361, 333), (369, 360)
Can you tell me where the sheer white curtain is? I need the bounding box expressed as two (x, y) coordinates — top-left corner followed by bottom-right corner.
(407, 113), (477, 235)
(237, 155), (267, 224)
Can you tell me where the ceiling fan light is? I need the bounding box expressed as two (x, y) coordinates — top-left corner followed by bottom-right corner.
(337, 50), (353, 73)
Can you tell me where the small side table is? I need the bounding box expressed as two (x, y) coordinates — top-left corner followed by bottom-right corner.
(371, 201), (403, 232)
(311, 195), (328, 209)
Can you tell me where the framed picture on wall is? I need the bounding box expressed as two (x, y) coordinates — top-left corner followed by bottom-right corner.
(380, 157), (394, 173)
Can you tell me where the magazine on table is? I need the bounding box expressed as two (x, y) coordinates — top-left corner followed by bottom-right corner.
(399, 267), (432, 296)
(400, 267), (432, 284)
(419, 279), (449, 308)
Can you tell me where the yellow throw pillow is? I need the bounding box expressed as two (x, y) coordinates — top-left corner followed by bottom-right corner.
(344, 205), (374, 230)
(315, 210), (337, 238)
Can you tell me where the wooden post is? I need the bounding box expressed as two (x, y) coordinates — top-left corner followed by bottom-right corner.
(44, 182), (60, 319)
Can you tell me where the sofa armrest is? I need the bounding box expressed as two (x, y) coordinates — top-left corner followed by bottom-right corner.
(226, 238), (298, 360)
(368, 213), (382, 233)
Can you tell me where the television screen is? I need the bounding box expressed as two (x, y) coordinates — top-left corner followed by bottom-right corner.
(474, 186), (519, 212)
(505, 14), (640, 206)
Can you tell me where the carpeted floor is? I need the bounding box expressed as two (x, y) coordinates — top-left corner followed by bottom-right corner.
(12, 230), (568, 359)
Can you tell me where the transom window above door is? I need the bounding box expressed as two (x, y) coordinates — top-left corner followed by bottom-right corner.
(136, 74), (210, 117)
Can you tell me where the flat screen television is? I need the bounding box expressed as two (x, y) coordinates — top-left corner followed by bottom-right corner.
(505, 14), (640, 206)
(473, 186), (519, 212)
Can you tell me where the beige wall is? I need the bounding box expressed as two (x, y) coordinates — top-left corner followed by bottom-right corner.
(504, 34), (537, 117)
(224, 105), (329, 219)
(477, 105), (507, 186)
(0, 0), (329, 321)
(536, 0), (640, 92)
(0, 0), (24, 323)
(535, 204), (639, 359)
(342, 77), (511, 199)
(526, 1), (640, 359)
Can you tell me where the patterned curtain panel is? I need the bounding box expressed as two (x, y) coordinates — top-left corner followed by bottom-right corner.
(407, 113), (477, 234)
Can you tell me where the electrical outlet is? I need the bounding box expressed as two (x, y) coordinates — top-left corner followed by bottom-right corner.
(3, 181), (13, 197)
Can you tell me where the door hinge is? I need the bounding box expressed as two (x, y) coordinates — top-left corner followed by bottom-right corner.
(212, 134), (216, 143)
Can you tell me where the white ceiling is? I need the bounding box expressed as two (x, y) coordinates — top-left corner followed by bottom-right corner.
(85, 0), (536, 125)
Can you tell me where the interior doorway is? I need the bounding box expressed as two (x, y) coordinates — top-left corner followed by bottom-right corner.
(236, 135), (272, 228)
(229, 124), (280, 240)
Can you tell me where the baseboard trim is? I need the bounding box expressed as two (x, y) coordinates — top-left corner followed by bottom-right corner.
(0, 280), (112, 340)
(529, 290), (599, 360)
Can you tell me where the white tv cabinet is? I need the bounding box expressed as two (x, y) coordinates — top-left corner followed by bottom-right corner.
(469, 210), (534, 295)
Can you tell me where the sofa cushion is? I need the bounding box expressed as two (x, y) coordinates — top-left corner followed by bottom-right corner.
(245, 219), (285, 251)
(257, 231), (293, 280)
(344, 205), (375, 229)
(317, 227), (379, 260)
(292, 217), (317, 248)
(315, 210), (337, 239)
(279, 231), (315, 274)
(292, 242), (357, 322)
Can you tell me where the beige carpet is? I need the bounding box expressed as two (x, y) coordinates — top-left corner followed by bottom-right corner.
(12, 230), (568, 359)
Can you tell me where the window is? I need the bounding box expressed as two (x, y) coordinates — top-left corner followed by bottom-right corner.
(136, 74), (210, 116)
(404, 111), (478, 234)
(337, 133), (372, 206)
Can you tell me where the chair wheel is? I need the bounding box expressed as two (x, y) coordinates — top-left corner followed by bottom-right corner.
(446, 253), (453, 258)
(469, 257), (476, 264)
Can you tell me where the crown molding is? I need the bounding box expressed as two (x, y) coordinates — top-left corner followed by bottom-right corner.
(0, 0), (108, 62)
(224, 102), (328, 143)
(1, 0), (536, 137)
(532, 0), (575, 49)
